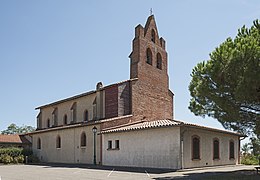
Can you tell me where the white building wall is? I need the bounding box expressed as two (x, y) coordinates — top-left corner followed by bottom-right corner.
(182, 127), (239, 169)
(102, 127), (181, 169)
(32, 125), (100, 164)
(40, 93), (97, 128)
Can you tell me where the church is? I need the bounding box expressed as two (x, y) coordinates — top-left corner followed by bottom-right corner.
(30, 15), (244, 169)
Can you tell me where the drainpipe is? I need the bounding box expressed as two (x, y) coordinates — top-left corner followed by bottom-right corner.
(180, 127), (186, 169)
(181, 139), (184, 169)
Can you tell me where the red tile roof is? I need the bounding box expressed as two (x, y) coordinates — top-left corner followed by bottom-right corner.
(101, 119), (245, 137)
(101, 119), (180, 133)
(0, 134), (31, 144)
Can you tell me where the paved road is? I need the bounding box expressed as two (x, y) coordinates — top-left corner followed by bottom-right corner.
(0, 164), (256, 180)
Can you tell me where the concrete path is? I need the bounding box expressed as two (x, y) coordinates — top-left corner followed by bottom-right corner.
(0, 164), (257, 180)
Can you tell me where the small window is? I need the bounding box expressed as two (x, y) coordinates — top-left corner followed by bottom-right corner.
(84, 110), (88, 122)
(52, 107), (58, 127)
(63, 114), (67, 125)
(108, 140), (112, 149)
(115, 140), (119, 149)
(80, 132), (86, 147)
(192, 136), (200, 160)
(146, 48), (152, 65)
(229, 140), (235, 159)
(70, 102), (77, 123)
(156, 53), (162, 70)
(47, 119), (50, 128)
(93, 98), (97, 120)
(37, 138), (41, 149)
(56, 135), (61, 148)
(151, 29), (156, 43)
(213, 139), (220, 160)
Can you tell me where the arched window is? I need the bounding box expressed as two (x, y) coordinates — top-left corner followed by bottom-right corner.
(229, 140), (235, 159)
(70, 102), (77, 123)
(47, 119), (50, 128)
(84, 110), (88, 122)
(213, 138), (220, 160)
(56, 135), (61, 148)
(52, 107), (58, 127)
(151, 29), (156, 43)
(146, 48), (152, 65)
(80, 132), (86, 147)
(156, 53), (162, 70)
(63, 114), (67, 125)
(192, 136), (200, 160)
(37, 138), (41, 149)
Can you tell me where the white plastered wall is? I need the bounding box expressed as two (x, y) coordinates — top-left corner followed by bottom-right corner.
(181, 126), (239, 169)
(32, 125), (101, 164)
(40, 93), (97, 128)
(102, 127), (181, 169)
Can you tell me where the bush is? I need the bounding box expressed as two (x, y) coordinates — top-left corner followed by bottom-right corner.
(241, 154), (259, 165)
(17, 155), (24, 163)
(1, 154), (13, 164)
(0, 147), (29, 164)
(0, 147), (22, 157)
(13, 155), (24, 164)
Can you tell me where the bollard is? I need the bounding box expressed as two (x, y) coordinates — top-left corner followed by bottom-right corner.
(25, 156), (28, 164)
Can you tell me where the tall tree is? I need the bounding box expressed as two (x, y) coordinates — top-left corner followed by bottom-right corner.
(189, 20), (260, 137)
(1, 123), (35, 134)
(250, 137), (260, 157)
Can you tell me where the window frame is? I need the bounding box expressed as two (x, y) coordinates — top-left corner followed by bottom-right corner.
(229, 140), (235, 159)
(63, 114), (67, 125)
(115, 140), (120, 149)
(156, 53), (162, 70)
(146, 48), (153, 65)
(37, 138), (41, 150)
(84, 110), (89, 122)
(80, 132), (87, 147)
(56, 135), (61, 149)
(107, 140), (112, 150)
(151, 29), (156, 43)
(192, 135), (200, 160)
(213, 138), (220, 160)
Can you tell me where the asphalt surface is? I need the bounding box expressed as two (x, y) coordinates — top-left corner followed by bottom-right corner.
(0, 164), (257, 180)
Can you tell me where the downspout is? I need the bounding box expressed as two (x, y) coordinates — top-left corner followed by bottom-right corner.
(74, 128), (76, 163)
(100, 131), (102, 165)
(180, 126), (187, 169)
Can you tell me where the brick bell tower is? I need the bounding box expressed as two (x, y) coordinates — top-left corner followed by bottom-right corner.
(129, 15), (174, 122)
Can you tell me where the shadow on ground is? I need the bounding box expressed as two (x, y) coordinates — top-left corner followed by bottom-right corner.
(28, 162), (176, 174)
(153, 169), (259, 180)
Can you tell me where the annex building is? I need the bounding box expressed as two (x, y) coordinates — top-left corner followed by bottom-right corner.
(30, 15), (244, 169)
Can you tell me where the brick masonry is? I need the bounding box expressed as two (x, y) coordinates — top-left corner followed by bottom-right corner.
(102, 15), (174, 128)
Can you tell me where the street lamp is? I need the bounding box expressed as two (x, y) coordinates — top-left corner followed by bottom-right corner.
(92, 126), (97, 165)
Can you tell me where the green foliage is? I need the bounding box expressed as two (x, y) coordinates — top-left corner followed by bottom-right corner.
(250, 137), (260, 156)
(15, 155), (24, 163)
(0, 154), (13, 164)
(0, 147), (33, 164)
(242, 143), (251, 155)
(0, 147), (22, 157)
(1, 123), (35, 135)
(241, 154), (259, 165)
(189, 20), (260, 136)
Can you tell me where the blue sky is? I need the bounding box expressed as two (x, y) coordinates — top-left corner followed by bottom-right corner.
(0, 0), (259, 141)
